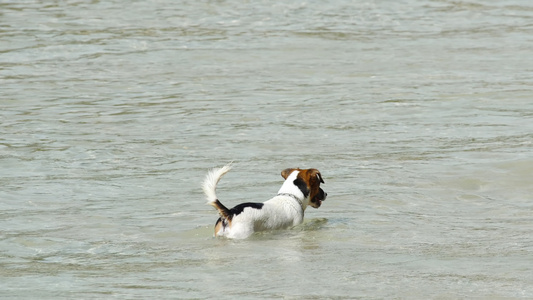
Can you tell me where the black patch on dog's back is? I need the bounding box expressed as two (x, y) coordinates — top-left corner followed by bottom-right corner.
(293, 178), (310, 198)
(230, 202), (264, 217)
(216, 203), (264, 230)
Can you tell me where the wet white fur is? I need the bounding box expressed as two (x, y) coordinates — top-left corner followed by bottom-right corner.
(202, 164), (311, 239)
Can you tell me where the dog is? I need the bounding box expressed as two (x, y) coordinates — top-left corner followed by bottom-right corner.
(203, 163), (327, 239)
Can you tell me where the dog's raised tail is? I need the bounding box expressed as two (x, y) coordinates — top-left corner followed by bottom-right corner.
(203, 163), (232, 220)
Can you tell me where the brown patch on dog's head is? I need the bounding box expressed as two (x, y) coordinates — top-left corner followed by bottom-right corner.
(281, 168), (327, 209)
(298, 169), (326, 208)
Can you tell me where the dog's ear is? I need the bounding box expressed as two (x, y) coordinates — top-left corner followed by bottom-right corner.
(281, 168), (297, 179)
(310, 169), (324, 184)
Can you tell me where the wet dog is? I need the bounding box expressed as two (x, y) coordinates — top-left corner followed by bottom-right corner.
(203, 163), (327, 239)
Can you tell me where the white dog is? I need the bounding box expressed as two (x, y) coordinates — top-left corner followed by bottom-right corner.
(203, 164), (327, 239)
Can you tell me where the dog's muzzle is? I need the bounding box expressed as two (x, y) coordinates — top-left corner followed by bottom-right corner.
(310, 188), (327, 208)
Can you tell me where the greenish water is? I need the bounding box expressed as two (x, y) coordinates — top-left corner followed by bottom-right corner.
(1, 0), (532, 298)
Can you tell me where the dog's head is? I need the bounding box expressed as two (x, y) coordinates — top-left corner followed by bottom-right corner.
(281, 168), (327, 208)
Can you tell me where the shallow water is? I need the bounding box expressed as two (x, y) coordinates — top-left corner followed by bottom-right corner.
(1, 0), (533, 298)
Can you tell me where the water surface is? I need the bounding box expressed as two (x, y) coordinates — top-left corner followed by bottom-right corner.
(1, 0), (532, 298)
